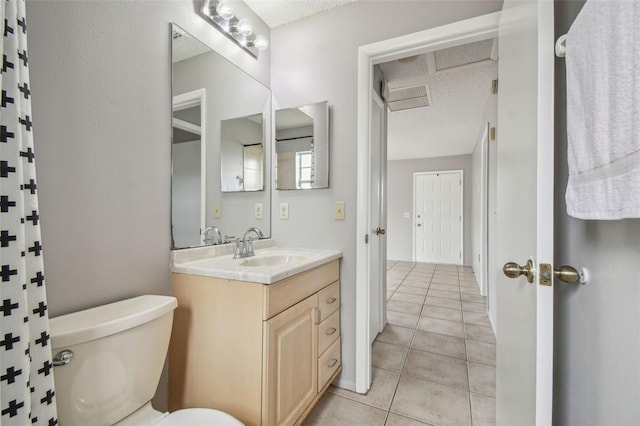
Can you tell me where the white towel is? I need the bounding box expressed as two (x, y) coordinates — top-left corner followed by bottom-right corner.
(565, 0), (640, 219)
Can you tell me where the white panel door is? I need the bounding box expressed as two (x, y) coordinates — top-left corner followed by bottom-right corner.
(496, 0), (554, 424)
(414, 171), (462, 265)
(369, 91), (386, 344)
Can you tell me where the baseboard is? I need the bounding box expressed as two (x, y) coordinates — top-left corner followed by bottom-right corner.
(331, 376), (356, 393)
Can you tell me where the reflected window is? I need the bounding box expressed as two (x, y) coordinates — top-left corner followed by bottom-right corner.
(296, 151), (313, 189)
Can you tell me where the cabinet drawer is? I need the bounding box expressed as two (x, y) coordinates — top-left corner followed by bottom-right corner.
(263, 260), (339, 320)
(318, 310), (340, 355)
(318, 281), (340, 321)
(318, 339), (341, 392)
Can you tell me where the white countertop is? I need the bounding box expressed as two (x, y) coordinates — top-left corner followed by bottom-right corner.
(171, 246), (342, 284)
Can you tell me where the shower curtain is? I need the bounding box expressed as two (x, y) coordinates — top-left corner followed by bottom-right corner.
(0, 0), (58, 424)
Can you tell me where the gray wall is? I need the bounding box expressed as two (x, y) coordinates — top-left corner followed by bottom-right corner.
(387, 155), (473, 264)
(271, 0), (503, 390)
(553, 1), (640, 424)
(26, 0), (270, 410)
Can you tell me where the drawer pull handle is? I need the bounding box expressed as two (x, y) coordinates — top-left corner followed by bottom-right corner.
(327, 358), (338, 368)
(325, 327), (337, 336)
(326, 297), (337, 304)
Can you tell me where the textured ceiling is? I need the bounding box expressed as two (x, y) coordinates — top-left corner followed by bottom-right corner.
(379, 40), (498, 161)
(243, 0), (357, 28)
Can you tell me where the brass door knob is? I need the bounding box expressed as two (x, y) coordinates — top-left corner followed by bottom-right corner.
(554, 265), (579, 283)
(503, 259), (535, 283)
(375, 227), (386, 235)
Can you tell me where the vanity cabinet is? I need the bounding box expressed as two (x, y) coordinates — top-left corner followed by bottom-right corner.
(169, 259), (341, 426)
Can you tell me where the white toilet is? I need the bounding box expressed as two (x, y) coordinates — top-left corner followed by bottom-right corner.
(50, 295), (243, 425)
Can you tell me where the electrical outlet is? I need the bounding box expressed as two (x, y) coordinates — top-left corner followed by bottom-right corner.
(335, 201), (345, 220)
(280, 202), (289, 220)
(255, 203), (263, 219)
(213, 203), (221, 219)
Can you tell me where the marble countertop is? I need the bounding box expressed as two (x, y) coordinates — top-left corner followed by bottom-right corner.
(171, 246), (342, 284)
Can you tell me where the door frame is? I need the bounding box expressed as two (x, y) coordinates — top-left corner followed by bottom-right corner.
(355, 12), (500, 393)
(173, 88), (207, 243)
(412, 170), (464, 265)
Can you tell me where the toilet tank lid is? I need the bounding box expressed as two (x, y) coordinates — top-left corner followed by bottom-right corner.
(50, 295), (178, 349)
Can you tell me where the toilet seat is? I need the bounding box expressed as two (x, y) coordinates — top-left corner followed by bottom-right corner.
(154, 408), (244, 426)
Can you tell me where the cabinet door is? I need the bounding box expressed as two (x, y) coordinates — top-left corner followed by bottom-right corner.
(263, 294), (318, 426)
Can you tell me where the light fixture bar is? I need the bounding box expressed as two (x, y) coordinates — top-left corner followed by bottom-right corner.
(201, 0), (269, 58)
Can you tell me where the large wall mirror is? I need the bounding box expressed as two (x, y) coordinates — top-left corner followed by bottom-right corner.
(275, 101), (329, 189)
(171, 24), (271, 249)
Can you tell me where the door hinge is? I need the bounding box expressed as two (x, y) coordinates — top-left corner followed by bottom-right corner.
(491, 79), (498, 94)
(365, 234), (369, 244)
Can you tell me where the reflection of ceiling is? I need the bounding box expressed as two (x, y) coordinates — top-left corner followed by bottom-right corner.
(275, 108), (313, 130)
(172, 26), (210, 63)
(244, 0), (357, 28)
(379, 39), (498, 160)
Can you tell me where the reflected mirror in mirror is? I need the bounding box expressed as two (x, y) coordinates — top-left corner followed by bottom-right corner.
(221, 113), (264, 192)
(275, 101), (329, 190)
(171, 24), (271, 249)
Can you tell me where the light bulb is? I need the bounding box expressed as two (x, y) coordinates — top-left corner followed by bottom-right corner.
(237, 19), (253, 36)
(254, 34), (269, 51)
(215, 0), (234, 20)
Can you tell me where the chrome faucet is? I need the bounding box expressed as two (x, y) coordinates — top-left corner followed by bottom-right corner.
(203, 226), (222, 245)
(233, 227), (264, 259)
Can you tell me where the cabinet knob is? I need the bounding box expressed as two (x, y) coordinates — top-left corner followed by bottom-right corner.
(325, 327), (337, 336)
(327, 358), (338, 368)
(326, 297), (337, 304)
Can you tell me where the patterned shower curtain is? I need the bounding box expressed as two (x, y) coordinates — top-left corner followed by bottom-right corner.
(0, 0), (58, 424)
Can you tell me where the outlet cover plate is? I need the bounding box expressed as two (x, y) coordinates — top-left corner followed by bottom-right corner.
(255, 203), (263, 219)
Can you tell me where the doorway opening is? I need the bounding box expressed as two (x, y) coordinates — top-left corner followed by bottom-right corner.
(354, 11), (501, 395)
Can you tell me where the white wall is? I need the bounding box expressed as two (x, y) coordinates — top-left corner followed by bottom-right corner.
(271, 0), (502, 391)
(26, 0), (270, 409)
(387, 155), (473, 263)
(553, 1), (640, 424)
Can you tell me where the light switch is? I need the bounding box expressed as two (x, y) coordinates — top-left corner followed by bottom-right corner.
(280, 202), (289, 220)
(213, 203), (221, 219)
(255, 203), (263, 219)
(335, 201), (345, 220)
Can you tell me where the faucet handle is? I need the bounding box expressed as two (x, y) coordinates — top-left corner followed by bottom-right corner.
(233, 239), (243, 259)
(245, 237), (256, 257)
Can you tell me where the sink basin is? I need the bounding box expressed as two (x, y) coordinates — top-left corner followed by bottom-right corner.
(240, 254), (306, 267)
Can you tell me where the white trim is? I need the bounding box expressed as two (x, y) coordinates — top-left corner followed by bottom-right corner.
(480, 124), (489, 296)
(412, 170), (464, 265)
(355, 11), (500, 394)
(535, 1), (555, 423)
(173, 88), (206, 243)
(172, 117), (202, 135)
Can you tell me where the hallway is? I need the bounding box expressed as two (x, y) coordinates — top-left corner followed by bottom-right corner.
(305, 262), (496, 426)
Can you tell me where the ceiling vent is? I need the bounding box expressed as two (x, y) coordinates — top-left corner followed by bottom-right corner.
(382, 82), (432, 112)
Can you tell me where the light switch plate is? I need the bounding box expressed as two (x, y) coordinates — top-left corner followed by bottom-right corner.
(280, 202), (289, 220)
(255, 203), (263, 219)
(335, 201), (345, 220)
(213, 203), (221, 219)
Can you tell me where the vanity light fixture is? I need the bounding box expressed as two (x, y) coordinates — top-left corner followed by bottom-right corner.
(201, 0), (269, 58)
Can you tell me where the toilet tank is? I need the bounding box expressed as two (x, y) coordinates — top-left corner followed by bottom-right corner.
(50, 295), (178, 426)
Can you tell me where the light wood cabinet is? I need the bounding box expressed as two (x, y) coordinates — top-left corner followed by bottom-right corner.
(169, 259), (341, 426)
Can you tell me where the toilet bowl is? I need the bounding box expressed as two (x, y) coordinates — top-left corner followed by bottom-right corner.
(49, 295), (243, 425)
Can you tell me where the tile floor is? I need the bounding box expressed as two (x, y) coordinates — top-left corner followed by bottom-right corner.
(304, 261), (496, 426)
